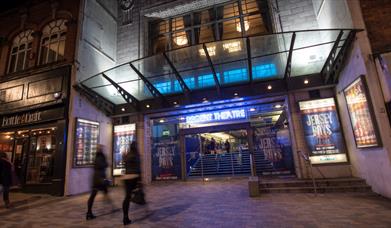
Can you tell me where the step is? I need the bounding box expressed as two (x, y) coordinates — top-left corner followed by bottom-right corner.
(259, 178), (367, 188)
(259, 185), (372, 193)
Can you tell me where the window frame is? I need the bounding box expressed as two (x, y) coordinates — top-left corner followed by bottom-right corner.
(38, 19), (68, 65)
(7, 30), (34, 74)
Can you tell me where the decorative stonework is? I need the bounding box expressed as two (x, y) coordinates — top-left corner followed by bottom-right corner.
(144, 0), (231, 18)
(119, 0), (135, 25)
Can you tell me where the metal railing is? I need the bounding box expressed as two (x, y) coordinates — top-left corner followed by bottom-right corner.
(297, 150), (317, 196)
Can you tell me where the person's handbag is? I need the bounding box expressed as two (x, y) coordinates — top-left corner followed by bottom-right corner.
(132, 184), (146, 205)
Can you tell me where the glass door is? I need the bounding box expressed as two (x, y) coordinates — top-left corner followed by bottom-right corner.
(14, 130), (30, 185)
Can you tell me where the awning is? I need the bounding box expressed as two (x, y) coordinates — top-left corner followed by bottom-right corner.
(76, 29), (358, 115)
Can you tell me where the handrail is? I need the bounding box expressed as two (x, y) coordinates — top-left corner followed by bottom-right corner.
(298, 150), (317, 196)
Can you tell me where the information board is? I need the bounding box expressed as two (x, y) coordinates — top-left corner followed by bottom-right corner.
(299, 98), (347, 164)
(74, 118), (99, 167)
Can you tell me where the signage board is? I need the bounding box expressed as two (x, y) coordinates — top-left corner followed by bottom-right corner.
(0, 107), (65, 129)
(113, 124), (136, 176)
(185, 108), (247, 124)
(74, 118), (100, 167)
(298, 98), (347, 164)
(344, 76), (380, 148)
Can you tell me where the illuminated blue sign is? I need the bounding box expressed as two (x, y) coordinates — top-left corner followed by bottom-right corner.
(185, 108), (247, 124)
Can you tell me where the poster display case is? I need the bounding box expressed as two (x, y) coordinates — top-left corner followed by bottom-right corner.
(344, 76), (381, 148)
(113, 124), (136, 176)
(74, 118), (99, 167)
(298, 98), (348, 164)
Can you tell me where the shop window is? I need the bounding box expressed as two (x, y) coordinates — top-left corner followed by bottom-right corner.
(7, 30), (34, 74)
(0, 132), (15, 162)
(26, 128), (57, 184)
(39, 19), (67, 65)
(149, 0), (270, 55)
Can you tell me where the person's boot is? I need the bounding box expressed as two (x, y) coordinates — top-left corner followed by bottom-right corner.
(123, 217), (131, 225)
(86, 212), (96, 220)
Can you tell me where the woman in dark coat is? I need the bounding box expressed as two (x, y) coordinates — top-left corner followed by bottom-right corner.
(122, 141), (141, 225)
(86, 145), (112, 220)
(0, 152), (12, 208)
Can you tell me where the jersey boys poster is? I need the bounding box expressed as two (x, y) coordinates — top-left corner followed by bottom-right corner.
(299, 98), (347, 164)
(344, 77), (380, 148)
(152, 137), (181, 180)
(113, 124), (136, 176)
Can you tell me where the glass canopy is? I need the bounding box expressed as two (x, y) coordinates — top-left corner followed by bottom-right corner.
(79, 29), (356, 105)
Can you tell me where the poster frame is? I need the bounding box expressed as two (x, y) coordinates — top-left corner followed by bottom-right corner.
(298, 97), (349, 165)
(73, 118), (100, 168)
(343, 75), (382, 149)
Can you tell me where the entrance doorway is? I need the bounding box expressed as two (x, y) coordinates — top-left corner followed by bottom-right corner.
(184, 127), (250, 178)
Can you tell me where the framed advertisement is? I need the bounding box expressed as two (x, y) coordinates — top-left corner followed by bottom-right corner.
(113, 124), (136, 176)
(298, 98), (348, 165)
(343, 76), (381, 148)
(73, 118), (99, 167)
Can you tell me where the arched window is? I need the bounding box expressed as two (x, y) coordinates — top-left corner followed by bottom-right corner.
(39, 19), (67, 65)
(7, 30), (34, 73)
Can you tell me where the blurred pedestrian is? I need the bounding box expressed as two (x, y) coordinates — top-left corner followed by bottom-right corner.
(0, 152), (12, 208)
(225, 139), (231, 153)
(121, 141), (142, 225)
(86, 145), (114, 220)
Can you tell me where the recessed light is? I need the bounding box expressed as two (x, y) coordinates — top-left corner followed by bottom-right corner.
(234, 92), (238, 96)
(121, 107), (125, 111)
(173, 101), (177, 105)
(146, 104), (150, 108)
(304, 79), (309, 84)
(202, 97), (207, 101)
(249, 108), (256, 112)
(159, 119), (165, 123)
(267, 85), (272, 90)
(180, 117), (185, 120)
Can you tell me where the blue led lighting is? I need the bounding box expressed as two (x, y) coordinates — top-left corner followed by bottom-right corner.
(151, 63), (277, 94)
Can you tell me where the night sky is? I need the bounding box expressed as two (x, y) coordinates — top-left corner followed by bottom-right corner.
(1, 0), (30, 13)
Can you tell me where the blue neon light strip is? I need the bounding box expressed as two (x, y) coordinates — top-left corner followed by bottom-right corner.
(151, 63), (277, 94)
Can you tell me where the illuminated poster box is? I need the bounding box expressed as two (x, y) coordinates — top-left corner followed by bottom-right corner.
(74, 118), (100, 167)
(298, 98), (348, 164)
(113, 124), (136, 176)
(344, 76), (381, 148)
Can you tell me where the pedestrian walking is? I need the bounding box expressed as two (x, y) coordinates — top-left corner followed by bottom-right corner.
(86, 145), (114, 220)
(121, 141), (144, 225)
(0, 152), (12, 208)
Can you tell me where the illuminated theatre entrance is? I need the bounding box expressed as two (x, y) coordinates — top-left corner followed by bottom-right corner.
(150, 100), (295, 180)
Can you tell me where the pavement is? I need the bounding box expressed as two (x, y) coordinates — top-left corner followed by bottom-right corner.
(0, 178), (391, 228)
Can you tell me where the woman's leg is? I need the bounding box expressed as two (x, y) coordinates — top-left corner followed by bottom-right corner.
(122, 179), (138, 221)
(87, 189), (98, 214)
(3, 186), (10, 207)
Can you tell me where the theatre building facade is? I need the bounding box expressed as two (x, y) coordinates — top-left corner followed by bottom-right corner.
(1, 0), (391, 198)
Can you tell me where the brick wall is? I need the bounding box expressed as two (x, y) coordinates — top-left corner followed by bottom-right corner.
(360, 0), (391, 54)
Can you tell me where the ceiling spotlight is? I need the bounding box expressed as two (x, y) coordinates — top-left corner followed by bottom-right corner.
(304, 79), (309, 84)
(179, 117), (185, 120)
(121, 107), (126, 111)
(146, 104), (150, 108)
(249, 108), (256, 112)
(267, 85), (272, 90)
(159, 119), (165, 123)
(234, 92), (238, 96)
(173, 101), (177, 105)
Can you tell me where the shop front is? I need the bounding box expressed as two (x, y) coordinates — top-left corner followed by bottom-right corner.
(0, 66), (70, 195)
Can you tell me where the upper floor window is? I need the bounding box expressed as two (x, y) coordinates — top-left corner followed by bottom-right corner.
(149, 0), (269, 55)
(39, 19), (67, 65)
(7, 30), (34, 73)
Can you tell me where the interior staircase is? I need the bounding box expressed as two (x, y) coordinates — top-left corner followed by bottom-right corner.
(259, 177), (372, 193)
(188, 151), (251, 177)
